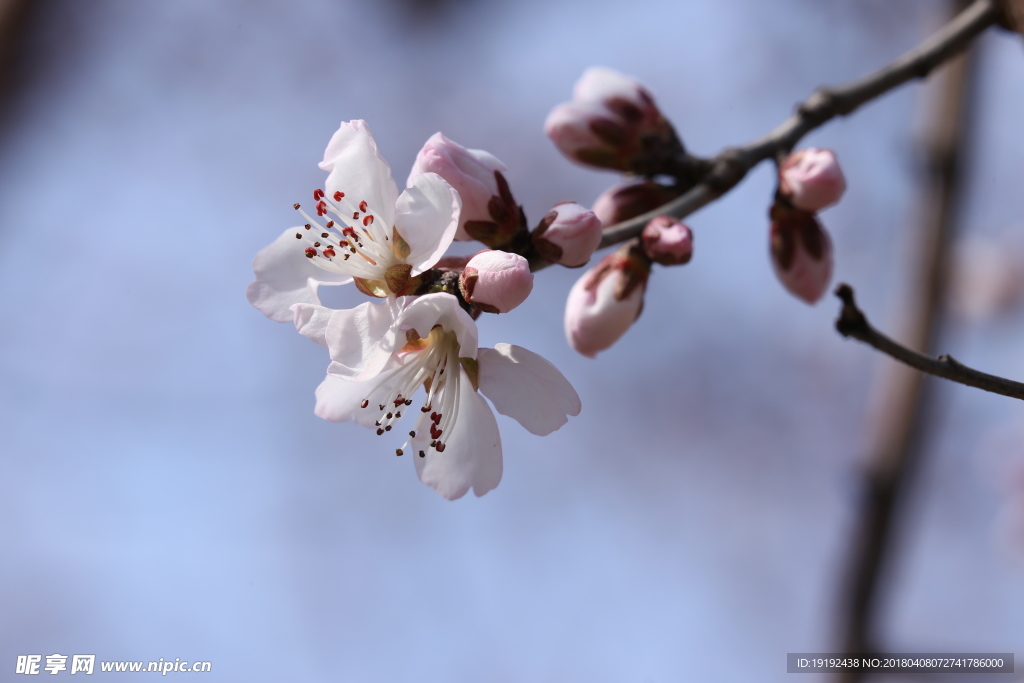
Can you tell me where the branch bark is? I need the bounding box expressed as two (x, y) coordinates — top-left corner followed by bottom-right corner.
(834, 284), (1024, 401)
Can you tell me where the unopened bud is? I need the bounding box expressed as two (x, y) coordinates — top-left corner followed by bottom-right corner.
(564, 243), (650, 357)
(460, 250), (534, 313)
(769, 204), (833, 304)
(408, 133), (521, 245)
(592, 180), (682, 227)
(641, 215), (693, 266)
(532, 202), (603, 267)
(545, 67), (682, 174)
(779, 148), (846, 212)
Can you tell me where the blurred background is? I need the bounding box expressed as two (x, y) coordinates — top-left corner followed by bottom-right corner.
(1, 0), (1023, 680)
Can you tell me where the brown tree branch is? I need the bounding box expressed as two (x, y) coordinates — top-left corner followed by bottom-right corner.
(834, 284), (1024, 400)
(594, 0), (998, 251)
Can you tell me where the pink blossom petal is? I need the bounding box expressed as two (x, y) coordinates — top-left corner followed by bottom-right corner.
(395, 293), (479, 359)
(324, 300), (400, 380)
(320, 120), (399, 229)
(407, 133), (505, 240)
(315, 361), (404, 428)
(290, 303), (335, 347)
(478, 344), (581, 436)
(246, 227), (352, 323)
(413, 370), (502, 500)
(394, 172), (462, 274)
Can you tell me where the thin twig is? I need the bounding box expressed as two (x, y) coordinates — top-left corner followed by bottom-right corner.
(834, 284), (1024, 401)
(593, 0), (998, 250)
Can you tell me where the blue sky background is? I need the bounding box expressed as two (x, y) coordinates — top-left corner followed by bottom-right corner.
(1, 0), (1023, 680)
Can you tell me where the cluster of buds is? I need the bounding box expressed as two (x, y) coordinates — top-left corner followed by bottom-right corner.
(545, 67), (684, 176)
(769, 148), (845, 304)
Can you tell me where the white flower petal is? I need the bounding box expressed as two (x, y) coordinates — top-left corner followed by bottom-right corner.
(315, 363), (404, 428)
(246, 228), (352, 323)
(394, 172), (461, 273)
(324, 300), (399, 380)
(414, 371), (502, 500)
(290, 303), (335, 347)
(477, 343), (581, 436)
(320, 120), (399, 228)
(395, 293), (478, 358)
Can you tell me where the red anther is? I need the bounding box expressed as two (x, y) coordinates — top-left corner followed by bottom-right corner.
(352, 212), (359, 219)
(418, 450), (425, 458)
(304, 247), (317, 258)
(323, 247), (336, 258)
(363, 215), (374, 226)
(343, 227), (357, 239)
(360, 399), (369, 409)
(293, 203), (301, 210)
(295, 233), (302, 239)
(430, 425), (442, 440)
(435, 442), (446, 453)
(376, 428), (384, 435)
(359, 200), (368, 212)
(404, 399), (412, 406)
(325, 221), (335, 228)
(304, 224), (311, 229)
(313, 242), (321, 247)
(316, 200), (327, 213)
(334, 191), (344, 201)
(393, 396), (405, 406)
(313, 189), (324, 200)
(385, 425), (392, 432)
(321, 232), (329, 238)
(432, 413), (442, 425)
(395, 449), (404, 457)
(420, 406), (430, 413)
(316, 207), (326, 216)
(409, 431), (416, 438)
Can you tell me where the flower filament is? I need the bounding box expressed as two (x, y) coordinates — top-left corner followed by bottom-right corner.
(292, 188), (398, 278)
(361, 326), (463, 457)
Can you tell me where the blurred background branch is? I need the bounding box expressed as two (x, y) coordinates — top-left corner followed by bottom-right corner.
(836, 0), (978, 677)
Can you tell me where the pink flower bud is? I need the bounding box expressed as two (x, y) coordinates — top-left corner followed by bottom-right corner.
(641, 215), (693, 266)
(564, 245), (650, 357)
(591, 180), (682, 227)
(769, 204), (834, 304)
(459, 250), (534, 313)
(545, 67), (681, 173)
(408, 133), (519, 244)
(778, 148), (846, 212)
(532, 202), (603, 267)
